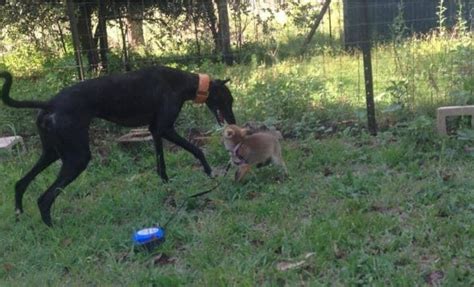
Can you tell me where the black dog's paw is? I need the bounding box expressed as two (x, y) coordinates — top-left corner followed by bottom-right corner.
(37, 197), (53, 227)
(213, 169), (229, 179)
(40, 211), (53, 227)
(160, 173), (170, 183)
(205, 168), (214, 178)
(15, 208), (23, 222)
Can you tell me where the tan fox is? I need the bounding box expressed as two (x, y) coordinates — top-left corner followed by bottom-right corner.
(223, 125), (288, 181)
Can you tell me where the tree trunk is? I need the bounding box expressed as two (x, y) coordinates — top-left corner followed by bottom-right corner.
(56, 20), (68, 55)
(300, 0), (331, 55)
(232, 0), (243, 50)
(77, 1), (99, 71)
(118, 10), (131, 72)
(126, 2), (145, 49)
(215, 0), (233, 65)
(237, 3), (244, 50)
(66, 0), (84, 80)
(96, 0), (109, 72)
(193, 13), (201, 55)
(203, 0), (221, 54)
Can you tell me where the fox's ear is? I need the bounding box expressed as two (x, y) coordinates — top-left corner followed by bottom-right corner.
(224, 128), (235, 138)
(241, 128), (250, 136)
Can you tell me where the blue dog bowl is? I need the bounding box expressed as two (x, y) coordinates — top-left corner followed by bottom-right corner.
(133, 226), (166, 251)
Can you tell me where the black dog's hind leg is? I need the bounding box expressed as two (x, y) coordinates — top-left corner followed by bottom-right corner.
(15, 114), (59, 215)
(37, 150), (91, 226)
(164, 128), (212, 177)
(149, 125), (169, 183)
(37, 125), (91, 226)
(15, 150), (58, 215)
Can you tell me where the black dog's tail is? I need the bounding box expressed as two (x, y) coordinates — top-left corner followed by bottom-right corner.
(0, 71), (50, 110)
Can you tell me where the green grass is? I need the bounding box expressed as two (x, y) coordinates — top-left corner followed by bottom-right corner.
(1, 130), (473, 285)
(0, 28), (473, 285)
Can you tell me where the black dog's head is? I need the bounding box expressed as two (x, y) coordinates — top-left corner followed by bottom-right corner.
(206, 79), (236, 125)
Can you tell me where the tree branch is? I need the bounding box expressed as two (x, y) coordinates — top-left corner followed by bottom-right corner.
(300, 0), (331, 55)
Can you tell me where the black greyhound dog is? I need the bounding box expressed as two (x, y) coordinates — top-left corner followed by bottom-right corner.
(0, 66), (236, 226)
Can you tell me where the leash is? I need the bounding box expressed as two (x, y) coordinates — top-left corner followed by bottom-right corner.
(132, 163), (233, 250)
(162, 162), (232, 229)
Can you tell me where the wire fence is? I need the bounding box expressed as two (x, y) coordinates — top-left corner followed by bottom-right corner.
(0, 0), (473, 136)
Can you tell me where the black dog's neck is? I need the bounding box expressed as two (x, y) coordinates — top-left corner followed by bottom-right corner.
(155, 67), (204, 103)
(183, 73), (206, 103)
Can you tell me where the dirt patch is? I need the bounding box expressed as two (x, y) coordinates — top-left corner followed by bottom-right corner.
(368, 204), (410, 223)
(3, 263), (14, 273)
(151, 253), (177, 266)
(250, 238), (264, 247)
(424, 270), (444, 286)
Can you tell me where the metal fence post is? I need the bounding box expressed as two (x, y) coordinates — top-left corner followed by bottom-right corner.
(360, 0), (377, 136)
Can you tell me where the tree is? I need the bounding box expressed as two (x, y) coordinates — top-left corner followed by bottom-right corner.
(203, 0), (221, 54)
(66, 0), (84, 80)
(0, 1), (66, 52)
(96, 0), (109, 71)
(2, 0), (238, 73)
(300, 0), (331, 55)
(215, 0), (233, 65)
(76, 0), (100, 71)
(125, 2), (145, 49)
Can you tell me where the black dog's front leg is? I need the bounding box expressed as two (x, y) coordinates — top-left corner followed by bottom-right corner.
(149, 127), (169, 183)
(164, 128), (213, 177)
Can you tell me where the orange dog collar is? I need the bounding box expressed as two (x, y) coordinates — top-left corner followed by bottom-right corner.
(195, 73), (210, 104)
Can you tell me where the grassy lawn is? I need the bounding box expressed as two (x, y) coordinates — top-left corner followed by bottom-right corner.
(1, 127), (473, 285)
(0, 32), (473, 285)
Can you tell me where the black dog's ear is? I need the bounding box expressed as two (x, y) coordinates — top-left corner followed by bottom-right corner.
(215, 78), (231, 85)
